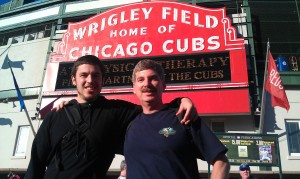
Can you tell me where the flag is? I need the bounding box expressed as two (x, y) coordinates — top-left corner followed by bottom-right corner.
(265, 50), (290, 111)
(8, 62), (25, 112)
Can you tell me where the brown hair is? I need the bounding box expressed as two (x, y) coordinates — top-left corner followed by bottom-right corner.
(132, 59), (165, 83)
(71, 55), (105, 79)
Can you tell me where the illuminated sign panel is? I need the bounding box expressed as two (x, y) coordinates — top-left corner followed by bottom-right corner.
(55, 52), (231, 90)
(43, 1), (250, 114)
(51, 2), (244, 61)
(216, 133), (279, 166)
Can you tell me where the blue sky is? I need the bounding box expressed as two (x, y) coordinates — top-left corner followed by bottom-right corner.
(0, 0), (11, 5)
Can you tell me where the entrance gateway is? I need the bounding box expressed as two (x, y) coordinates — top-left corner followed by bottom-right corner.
(43, 1), (250, 115)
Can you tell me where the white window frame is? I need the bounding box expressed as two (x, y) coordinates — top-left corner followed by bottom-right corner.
(286, 120), (300, 156)
(13, 125), (30, 157)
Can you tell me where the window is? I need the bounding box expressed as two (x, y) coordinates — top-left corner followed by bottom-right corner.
(27, 33), (36, 41)
(211, 122), (225, 132)
(0, 22), (54, 46)
(285, 120), (300, 156)
(249, 1), (300, 73)
(14, 125), (30, 157)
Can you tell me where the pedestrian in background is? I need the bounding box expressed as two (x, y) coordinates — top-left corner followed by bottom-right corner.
(239, 163), (258, 179)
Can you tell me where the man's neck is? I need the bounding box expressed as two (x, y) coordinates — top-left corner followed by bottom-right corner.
(76, 96), (99, 104)
(141, 101), (164, 114)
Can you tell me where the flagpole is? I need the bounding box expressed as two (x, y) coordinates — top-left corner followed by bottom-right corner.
(8, 62), (36, 136)
(258, 41), (270, 134)
(0, 44), (11, 57)
(23, 105), (37, 136)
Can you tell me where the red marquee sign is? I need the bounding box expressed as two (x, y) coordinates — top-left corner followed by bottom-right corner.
(51, 1), (244, 61)
(45, 1), (250, 115)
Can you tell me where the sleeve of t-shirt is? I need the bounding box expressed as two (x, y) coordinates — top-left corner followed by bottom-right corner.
(190, 117), (228, 164)
(25, 112), (54, 179)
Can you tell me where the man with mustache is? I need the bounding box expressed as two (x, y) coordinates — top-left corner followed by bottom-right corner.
(25, 55), (197, 179)
(124, 59), (230, 179)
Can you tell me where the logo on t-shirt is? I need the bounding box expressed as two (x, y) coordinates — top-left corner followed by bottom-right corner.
(159, 127), (176, 138)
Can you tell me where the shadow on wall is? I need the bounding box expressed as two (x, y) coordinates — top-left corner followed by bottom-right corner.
(1, 54), (26, 71)
(264, 93), (280, 133)
(0, 118), (12, 127)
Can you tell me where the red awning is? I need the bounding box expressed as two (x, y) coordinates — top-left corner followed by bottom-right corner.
(39, 97), (60, 118)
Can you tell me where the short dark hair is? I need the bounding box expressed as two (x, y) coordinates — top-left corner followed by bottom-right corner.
(132, 59), (165, 83)
(71, 55), (105, 78)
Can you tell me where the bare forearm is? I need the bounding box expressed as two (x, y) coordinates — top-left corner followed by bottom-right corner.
(211, 155), (230, 179)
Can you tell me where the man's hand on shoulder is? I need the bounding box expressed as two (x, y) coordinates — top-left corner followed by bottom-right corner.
(176, 98), (198, 125)
(51, 100), (70, 111)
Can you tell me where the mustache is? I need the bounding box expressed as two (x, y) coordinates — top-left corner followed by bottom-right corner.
(141, 86), (157, 93)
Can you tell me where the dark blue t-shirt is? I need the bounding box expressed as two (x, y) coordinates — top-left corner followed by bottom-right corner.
(124, 106), (227, 179)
